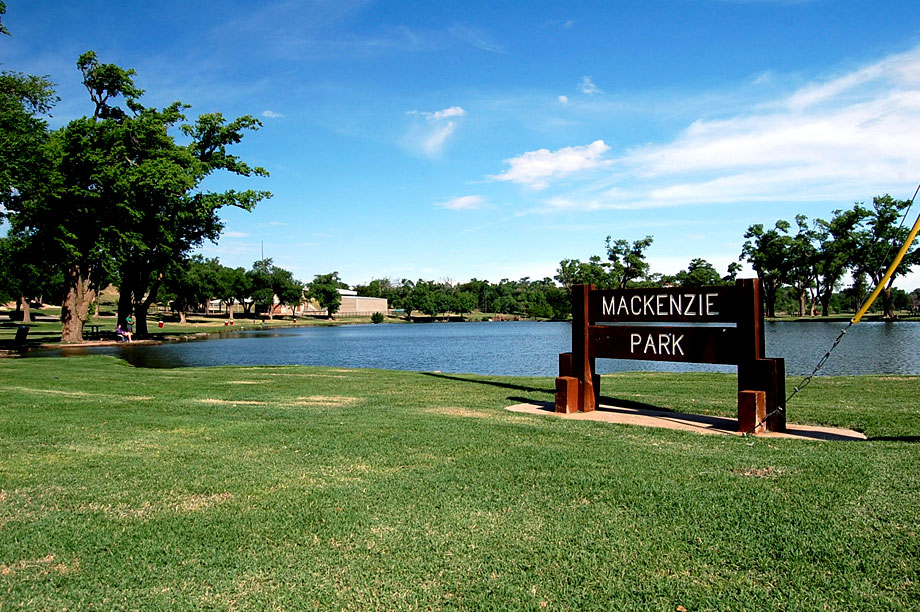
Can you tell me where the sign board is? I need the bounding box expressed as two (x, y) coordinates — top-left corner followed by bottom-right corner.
(556, 279), (786, 433)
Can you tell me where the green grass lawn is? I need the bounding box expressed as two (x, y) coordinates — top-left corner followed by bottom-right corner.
(0, 356), (917, 610)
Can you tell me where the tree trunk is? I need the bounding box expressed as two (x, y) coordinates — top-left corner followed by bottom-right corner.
(796, 287), (807, 317)
(134, 300), (150, 337)
(61, 267), (95, 343)
(132, 274), (162, 338)
(881, 286), (896, 319)
(178, 310), (187, 324)
(117, 288), (133, 329)
(228, 301), (235, 321)
(19, 295), (31, 323)
(821, 294), (831, 317)
(763, 279), (777, 318)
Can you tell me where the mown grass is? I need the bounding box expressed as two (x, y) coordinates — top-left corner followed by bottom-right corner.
(0, 356), (917, 610)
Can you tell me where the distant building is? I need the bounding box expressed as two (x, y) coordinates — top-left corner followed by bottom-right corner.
(337, 289), (388, 316)
(299, 289), (388, 317)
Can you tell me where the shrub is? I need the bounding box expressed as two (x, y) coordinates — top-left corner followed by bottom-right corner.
(371, 312), (384, 324)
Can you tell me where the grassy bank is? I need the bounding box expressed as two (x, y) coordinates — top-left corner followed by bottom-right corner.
(0, 312), (406, 349)
(0, 357), (917, 610)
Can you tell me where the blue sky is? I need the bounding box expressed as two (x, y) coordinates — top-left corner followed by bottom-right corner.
(5, 0), (920, 290)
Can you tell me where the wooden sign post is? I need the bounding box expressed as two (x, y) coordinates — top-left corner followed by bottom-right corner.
(556, 278), (786, 433)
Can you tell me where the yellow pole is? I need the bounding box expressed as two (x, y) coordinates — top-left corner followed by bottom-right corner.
(852, 209), (920, 324)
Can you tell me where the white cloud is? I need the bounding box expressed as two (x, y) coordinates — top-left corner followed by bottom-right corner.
(579, 76), (601, 95)
(262, 110), (283, 118)
(491, 140), (612, 190)
(541, 45), (920, 211)
(558, 95), (569, 104)
(449, 24), (503, 53)
(223, 230), (250, 238)
(437, 195), (486, 210)
(405, 106), (467, 156)
(409, 106), (466, 121)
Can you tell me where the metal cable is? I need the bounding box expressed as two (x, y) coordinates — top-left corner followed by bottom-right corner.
(744, 184), (920, 436)
(742, 322), (852, 436)
(877, 184), (919, 289)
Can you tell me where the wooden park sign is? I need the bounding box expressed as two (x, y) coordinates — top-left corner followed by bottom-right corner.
(556, 278), (786, 433)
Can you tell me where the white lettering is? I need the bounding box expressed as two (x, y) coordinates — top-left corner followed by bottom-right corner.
(670, 294), (681, 316)
(706, 293), (718, 316)
(631, 295), (642, 316)
(658, 333), (670, 355)
(597, 291), (723, 319)
(630, 333), (642, 353)
(672, 334), (685, 355)
(602, 296), (614, 316)
(643, 335), (656, 354)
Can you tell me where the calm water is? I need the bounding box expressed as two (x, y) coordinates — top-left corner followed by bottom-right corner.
(32, 320), (920, 376)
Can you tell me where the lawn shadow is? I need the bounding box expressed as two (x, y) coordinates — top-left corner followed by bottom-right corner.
(867, 435), (920, 443)
(421, 372), (554, 396)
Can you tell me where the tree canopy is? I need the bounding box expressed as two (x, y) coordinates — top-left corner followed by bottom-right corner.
(2, 49), (270, 341)
(308, 272), (345, 319)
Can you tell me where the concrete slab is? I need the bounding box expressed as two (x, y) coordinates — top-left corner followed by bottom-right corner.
(505, 401), (866, 441)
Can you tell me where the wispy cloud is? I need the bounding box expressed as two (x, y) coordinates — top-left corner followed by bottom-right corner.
(558, 95), (569, 104)
(539, 45), (920, 210)
(449, 24), (503, 53)
(579, 76), (601, 95)
(491, 140), (612, 190)
(223, 230), (250, 238)
(436, 195), (487, 210)
(405, 106), (467, 157)
(262, 110), (284, 118)
(410, 106), (466, 121)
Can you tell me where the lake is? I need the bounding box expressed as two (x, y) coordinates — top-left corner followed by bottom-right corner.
(32, 320), (920, 377)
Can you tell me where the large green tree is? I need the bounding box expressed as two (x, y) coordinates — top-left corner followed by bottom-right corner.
(214, 264), (250, 320)
(407, 280), (451, 317)
(849, 195), (920, 319)
(270, 266), (304, 319)
(606, 235), (654, 289)
(809, 209), (861, 317)
(5, 51), (269, 341)
(555, 256), (613, 289)
(5, 52), (148, 341)
(0, 235), (62, 321)
(674, 258), (724, 287)
(787, 215), (817, 317)
(740, 221), (794, 317)
(99, 55), (270, 337)
(0, 8), (58, 311)
(306, 272), (346, 319)
(308, 272), (345, 319)
(247, 258), (276, 317)
(161, 256), (216, 324)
